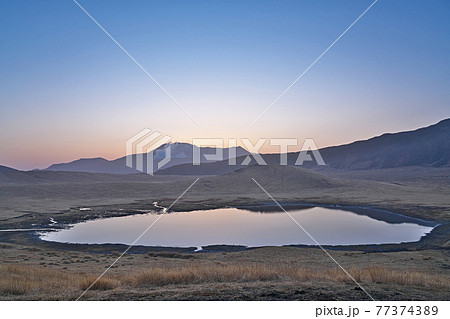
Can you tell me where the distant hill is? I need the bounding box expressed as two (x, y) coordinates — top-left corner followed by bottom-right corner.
(155, 157), (243, 175)
(45, 142), (250, 174)
(0, 165), (18, 173)
(46, 157), (137, 174)
(194, 164), (342, 193)
(157, 118), (450, 175)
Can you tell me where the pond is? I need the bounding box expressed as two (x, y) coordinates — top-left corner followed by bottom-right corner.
(40, 206), (435, 249)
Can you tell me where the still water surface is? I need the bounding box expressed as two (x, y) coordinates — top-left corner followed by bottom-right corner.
(40, 207), (434, 248)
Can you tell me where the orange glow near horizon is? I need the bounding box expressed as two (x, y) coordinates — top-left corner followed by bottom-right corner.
(1, 118), (443, 171)
(1, 1), (449, 171)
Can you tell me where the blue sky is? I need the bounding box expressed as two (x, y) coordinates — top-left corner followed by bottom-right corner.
(1, 0), (449, 169)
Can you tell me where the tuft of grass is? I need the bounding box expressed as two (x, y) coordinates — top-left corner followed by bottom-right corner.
(79, 276), (117, 291)
(0, 264), (78, 295)
(0, 264), (117, 296)
(366, 265), (439, 287)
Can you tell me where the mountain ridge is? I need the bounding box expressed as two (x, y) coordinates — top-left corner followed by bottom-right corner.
(157, 118), (450, 175)
(22, 118), (450, 175)
(44, 143), (250, 174)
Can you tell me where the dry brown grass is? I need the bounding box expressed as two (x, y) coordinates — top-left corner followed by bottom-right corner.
(126, 264), (280, 286)
(0, 264), (79, 295)
(366, 266), (444, 287)
(125, 264), (449, 289)
(79, 275), (117, 291)
(0, 263), (448, 298)
(0, 264), (116, 296)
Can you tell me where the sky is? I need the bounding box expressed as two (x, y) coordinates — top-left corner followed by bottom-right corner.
(1, 0), (449, 170)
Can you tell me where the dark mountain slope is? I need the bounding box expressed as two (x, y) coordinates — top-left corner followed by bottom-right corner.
(317, 118), (450, 169)
(157, 118), (450, 175)
(0, 165), (18, 173)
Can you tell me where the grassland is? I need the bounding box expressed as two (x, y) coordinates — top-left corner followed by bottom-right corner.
(0, 165), (449, 300)
(0, 245), (448, 300)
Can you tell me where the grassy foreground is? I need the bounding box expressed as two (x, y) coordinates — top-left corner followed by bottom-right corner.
(2, 263), (446, 295)
(0, 245), (448, 300)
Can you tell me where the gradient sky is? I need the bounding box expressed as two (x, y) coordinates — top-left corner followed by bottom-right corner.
(1, 0), (449, 170)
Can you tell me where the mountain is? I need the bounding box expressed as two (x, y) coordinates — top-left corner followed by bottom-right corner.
(317, 118), (450, 169)
(157, 118), (450, 175)
(40, 118), (450, 175)
(155, 156), (244, 175)
(45, 142), (250, 174)
(193, 164), (342, 194)
(0, 165), (18, 173)
(46, 157), (137, 174)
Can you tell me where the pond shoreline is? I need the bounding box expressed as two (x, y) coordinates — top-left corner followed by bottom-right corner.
(0, 201), (447, 254)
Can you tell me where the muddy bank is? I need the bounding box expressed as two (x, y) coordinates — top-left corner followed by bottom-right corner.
(0, 201), (447, 254)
